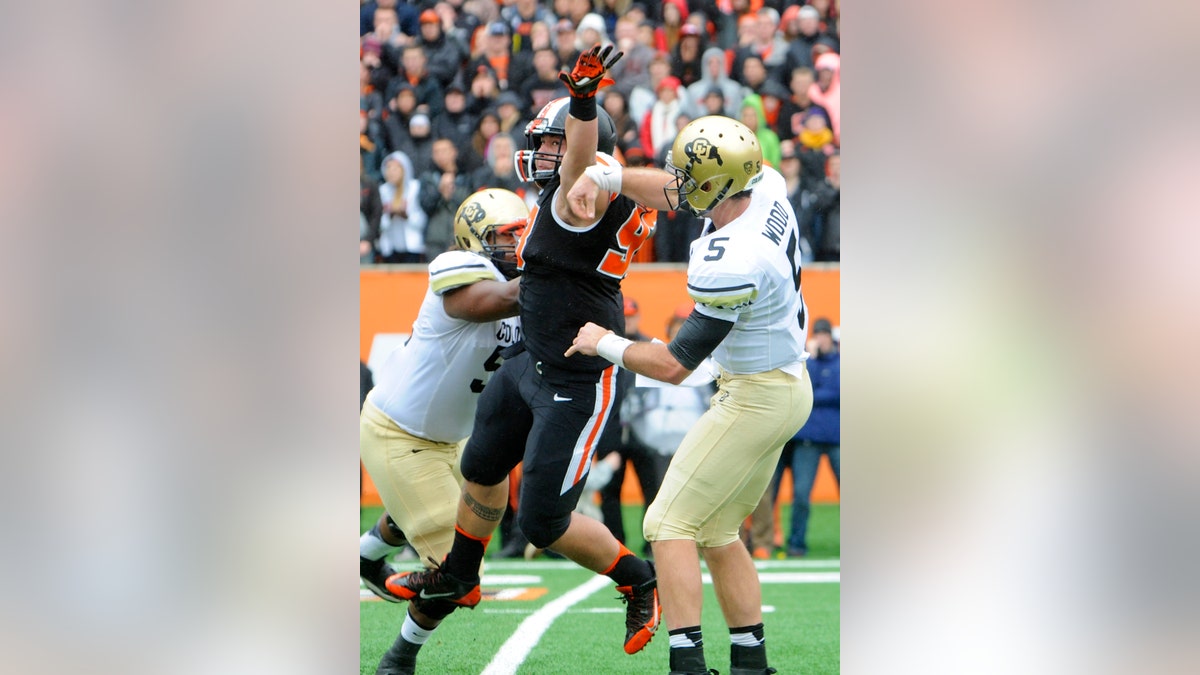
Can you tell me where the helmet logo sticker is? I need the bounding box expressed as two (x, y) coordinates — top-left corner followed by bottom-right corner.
(684, 137), (724, 166)
(743, 160), (761, 175)
(460, 202), (486, 226)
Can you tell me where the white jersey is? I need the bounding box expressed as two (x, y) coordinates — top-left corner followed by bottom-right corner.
(685, 167), (809, 376)
(367, 250), (522, 443)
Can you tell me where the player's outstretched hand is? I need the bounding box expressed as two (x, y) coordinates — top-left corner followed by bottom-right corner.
(566, 172), (601, 220)
(564, 322), (610, 358)
(558, 44), (623, 98)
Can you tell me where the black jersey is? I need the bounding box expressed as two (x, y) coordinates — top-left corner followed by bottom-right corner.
(515, 173), (655, 372)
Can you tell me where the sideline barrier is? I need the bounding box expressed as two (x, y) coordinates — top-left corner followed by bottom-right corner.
(360, 264), (840, 506)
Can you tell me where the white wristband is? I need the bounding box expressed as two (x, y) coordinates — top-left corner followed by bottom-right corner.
(584, 163), (623, 194)
(595, 332), (633, 368)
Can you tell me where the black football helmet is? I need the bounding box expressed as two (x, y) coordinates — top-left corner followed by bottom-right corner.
(515, 97), (617, 187)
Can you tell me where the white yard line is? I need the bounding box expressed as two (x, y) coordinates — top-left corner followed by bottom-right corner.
(479, 574), (612, 675)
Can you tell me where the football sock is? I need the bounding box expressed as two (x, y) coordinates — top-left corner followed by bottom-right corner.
(443, 525), (490, 581)
(669, 626), (704, 649)
(602, 542), (653, 587)
(401, 608), (436, 644)
(729, 622), (765, 647)
(360, 523), (399, 561)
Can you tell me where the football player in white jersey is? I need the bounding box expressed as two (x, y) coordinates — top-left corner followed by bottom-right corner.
(360, 188), (528, 675)
(564, 116), (816, 675)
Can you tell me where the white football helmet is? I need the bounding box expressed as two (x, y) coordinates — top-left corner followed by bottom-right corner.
(664, 116), (764, 216)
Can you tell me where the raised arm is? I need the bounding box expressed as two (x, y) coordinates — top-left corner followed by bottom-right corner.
(555, 45), (622, 228)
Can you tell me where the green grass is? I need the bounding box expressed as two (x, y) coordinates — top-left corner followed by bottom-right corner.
(360, 504), (839, 674)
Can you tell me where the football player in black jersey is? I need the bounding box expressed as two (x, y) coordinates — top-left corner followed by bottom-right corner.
(387, 47), (663, 660)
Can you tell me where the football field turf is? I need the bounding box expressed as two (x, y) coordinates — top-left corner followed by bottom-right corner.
(360, 505), (840, 674)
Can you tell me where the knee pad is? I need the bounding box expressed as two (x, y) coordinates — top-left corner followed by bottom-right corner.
(518, 509), (570, 549)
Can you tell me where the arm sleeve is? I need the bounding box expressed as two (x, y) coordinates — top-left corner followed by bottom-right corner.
(666, 310), (735, 371)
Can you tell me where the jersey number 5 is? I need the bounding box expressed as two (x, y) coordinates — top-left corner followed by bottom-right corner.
(597, 206), (656, 278)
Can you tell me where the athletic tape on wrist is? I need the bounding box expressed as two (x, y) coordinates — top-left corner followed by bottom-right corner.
(584, 163), (623, 194)
(569, 94), (597, 121)
(596, 332), (632, 368)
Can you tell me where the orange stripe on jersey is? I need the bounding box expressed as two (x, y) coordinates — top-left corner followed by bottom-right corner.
(571, 365), (616, 486)
(515, 204), (538, 269)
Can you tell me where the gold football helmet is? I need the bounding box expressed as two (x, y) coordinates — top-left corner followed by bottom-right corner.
(453, 189), (529, 275)
(665, 116), (764, 216)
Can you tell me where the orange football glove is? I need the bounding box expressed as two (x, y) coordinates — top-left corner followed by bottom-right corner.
(558, 44), (623, 98)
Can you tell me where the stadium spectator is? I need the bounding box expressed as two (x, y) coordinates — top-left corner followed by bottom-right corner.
(810, 0), (841, 38)
(740, 54), (770, 97)
(360, 108), (387, 184)
(508, 21), (554, 94)
(468, 22), (513, 90)
(808, 153), (840, 262)
(418, 138), (474, 260)
(417, 8), (469, 88)
(377, 151), (428, 264)
(641, 76), (685, 159)
(575, 12), (610, 51)
(776, 316), (840, 557)
(553, 19), (581, 70)
(502, 0), (551, 52)
(672, 24), (707, 88)
(470, 132), (525, 197)
(758, 78), (792, 138)
(394, 45), (445, 117)
(606, 17), (655, 99)
(797, 108), (836, 154)
(361, 0), (418, 41)
(466, 65), (502, 116)
(600, 89), (641, 155)
(361, 46), (389, 122)
(808, 51), (841, 144)
(431, 79), (477, 150)
(778, 66), (829, 143)
(556, 0), (593, 27)
(698, 87), (729, 119)
(685, 47), (746, 119)
(783, 4), (828, 72)
(381, 83), (419, 156)
(740, 93), (782, 169)
(404, 113), (436, 177)
(778, 140), (812, 261)
(361, 153), (383, 263)
(520, 47), (568, 114)
(494, 91), (529, 137)
(362, 35), (397, 105)
(660, 0), (688, 54)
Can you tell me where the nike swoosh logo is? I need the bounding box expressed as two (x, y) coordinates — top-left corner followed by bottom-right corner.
(553, 393), (572, 402)
(419, 589), (457, 600)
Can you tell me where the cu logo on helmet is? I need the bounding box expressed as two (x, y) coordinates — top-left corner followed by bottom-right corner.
(460, 202), (487, 225)
(685, 138), (724, 166)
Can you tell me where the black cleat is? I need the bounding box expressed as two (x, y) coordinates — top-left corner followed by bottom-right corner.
(616, 561), (661, 654)
(386, 557), (481, 608)
(361, 556), (403, 603)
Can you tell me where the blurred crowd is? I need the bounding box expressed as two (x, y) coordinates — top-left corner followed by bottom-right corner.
(360, 0), (841, 264)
